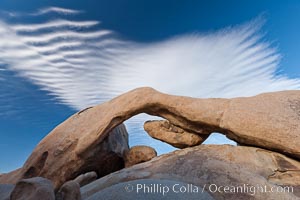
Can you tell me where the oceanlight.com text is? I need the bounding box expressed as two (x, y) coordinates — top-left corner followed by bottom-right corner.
(124, 182), (294, 196)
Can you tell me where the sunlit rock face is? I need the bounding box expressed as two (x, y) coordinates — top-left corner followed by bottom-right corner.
(0, 123), (129, 190)
(144, 120), (208, 148)
(124, 145), (157, 167)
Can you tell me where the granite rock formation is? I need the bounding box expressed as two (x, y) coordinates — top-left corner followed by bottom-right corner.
(74, 172), (97, 187)
(144, 120), (206, 148)
(81, 145), (300, 200)
(0, 184), (14, 200)
(124, 145), (157, 167)
(0, 87), (299, 199)
(0, 124), (129, 190)
(56, 180), (81, 200)
(10, 177), (55, 200)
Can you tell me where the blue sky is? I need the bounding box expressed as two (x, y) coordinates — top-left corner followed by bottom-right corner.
(0, 0), (300, 172)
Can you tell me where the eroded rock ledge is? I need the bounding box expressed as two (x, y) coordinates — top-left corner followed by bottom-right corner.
(0, 87), (299, 192)
(144, 120), (207, 148)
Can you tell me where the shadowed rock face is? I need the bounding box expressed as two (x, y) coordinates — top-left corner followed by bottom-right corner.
(56, 180), (81, 200)
(81, 145), (300, 200)
(74, 172), (97, 187)
(10, 177), (55, 200)
(0, 184), (14, 200)
(0, 87), (299, 190)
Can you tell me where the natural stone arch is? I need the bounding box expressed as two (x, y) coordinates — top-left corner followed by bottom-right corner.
(0, 87), (299, 190)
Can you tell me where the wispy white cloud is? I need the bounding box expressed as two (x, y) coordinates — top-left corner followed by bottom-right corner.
(0, 7), (300, 154)
(21, 30), (111, 44)
(12, 20), (99, 32)
(0, 7), (82, 18)
(29, 41), (83, 53)
(32, 7), (83, 16)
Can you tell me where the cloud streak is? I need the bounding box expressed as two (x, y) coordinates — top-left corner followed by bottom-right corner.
(12, 20), (99, 32)
(0, 7), (300, 154)
(0, 7), (83, 18)
(32, 7), (83, 16)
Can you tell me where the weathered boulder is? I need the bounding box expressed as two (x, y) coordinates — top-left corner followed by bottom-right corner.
(0, 169), (22, 189)
(0, 184), (14, 200)
(124, 145), (157, 167)
(1, 87), (300, 191)
(144, 120), (207, 148)
(81, 145), (300, 200)
(74, 171), (97, 187)
(56, 180), (81, 200)
(10, 177), (55, 200)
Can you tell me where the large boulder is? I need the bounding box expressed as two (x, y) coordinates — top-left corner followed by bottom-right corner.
(144, 120), (207, 148)
(56, 180), (81, 200)
(0, 123), (129, 190)
(74, 171), (97, 187)
(124, 145), (157, 167)
(81, 145), (300, 200)
(1, 87), (300, 191)
(0, 184), (14, 200)
(10, 177), (55, 200)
